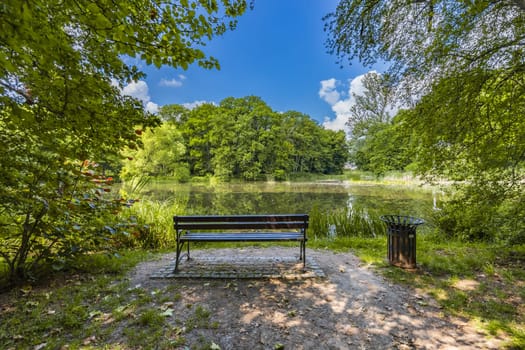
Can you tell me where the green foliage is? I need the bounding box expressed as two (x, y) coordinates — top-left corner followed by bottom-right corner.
(405, 71), (525, 243)
(407, 71), (525, 182)
(121, 122), (189, 180)
(429, 183), (525, 243)
(349, 113), (413, 176)
(127, 97), (349, 182)
(326, 1), (525, 244)
(0, 0), (248, 284)
(0, 160), (129, 284)
(325, 1), (525, 89)
(118, 199), (186, 249)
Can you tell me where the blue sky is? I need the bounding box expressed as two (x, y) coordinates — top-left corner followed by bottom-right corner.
(122, 0), (379, 131)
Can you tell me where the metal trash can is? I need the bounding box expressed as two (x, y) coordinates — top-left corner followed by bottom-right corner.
(380, 215), (424, 269)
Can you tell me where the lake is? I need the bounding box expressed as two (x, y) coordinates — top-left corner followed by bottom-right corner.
(140, 180), (438, 221)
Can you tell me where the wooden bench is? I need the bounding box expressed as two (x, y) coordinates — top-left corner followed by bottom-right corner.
(173, 214), (309, 272)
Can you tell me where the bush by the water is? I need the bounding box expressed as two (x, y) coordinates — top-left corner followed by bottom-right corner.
(430, 184), (525, 244)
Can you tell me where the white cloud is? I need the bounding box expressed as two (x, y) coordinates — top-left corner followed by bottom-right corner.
(349, 71), (372, 97)
(159, 74), (186, 88)
(318, 78), (340, 105)
(320, 72), (377, 133)
(121, 80), (159, 114)
(122, 80), (150, 103)
(182, 100), (215, 110)
(145, 101), (159, 114)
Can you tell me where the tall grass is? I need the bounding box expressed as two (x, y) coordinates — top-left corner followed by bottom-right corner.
(120, 200), (185, 249)
(120, 201), (386, 249)
(309, 205), (385, 239)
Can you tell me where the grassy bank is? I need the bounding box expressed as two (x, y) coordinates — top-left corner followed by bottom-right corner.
(145, 169), (424, 186)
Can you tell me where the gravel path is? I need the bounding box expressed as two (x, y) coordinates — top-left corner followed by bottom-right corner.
(127, 247), (505, 349)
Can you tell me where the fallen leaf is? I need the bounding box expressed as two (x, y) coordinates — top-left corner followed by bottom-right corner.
(25, 301), (39, 307)
(82, 336), (96, 345)
(210, 342), (221, 350)
(160, 308), (174, 317)
(172, 326), (184, 336)
(20, 286), (32, 295)
(161, 302), (175, 309)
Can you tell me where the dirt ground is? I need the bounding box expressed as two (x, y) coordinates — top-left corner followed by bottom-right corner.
(128, 247), (505, 350)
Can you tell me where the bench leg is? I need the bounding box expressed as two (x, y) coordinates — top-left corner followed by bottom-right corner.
(302, 241), (306, 269)
(175, 240), (183, 273)
(174, 240), (193, 273)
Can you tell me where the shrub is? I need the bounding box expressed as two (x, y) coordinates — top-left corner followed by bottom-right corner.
(0, 161), (129, 285)
(430, 184), (525, 244)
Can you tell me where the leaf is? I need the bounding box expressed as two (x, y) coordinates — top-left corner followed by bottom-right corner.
(89, 310), (103, 319)
(160, 308), (173, 317)
(210, 342), (221, 350)
(161, 302), (175, 309)
(20, 286), (32, 295)
(83, 335), (97, 345)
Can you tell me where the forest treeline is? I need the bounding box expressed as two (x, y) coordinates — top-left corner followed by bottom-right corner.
(122, 96), (348, 181)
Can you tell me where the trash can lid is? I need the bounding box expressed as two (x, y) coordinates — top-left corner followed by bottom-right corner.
(380, 215), (425, 226)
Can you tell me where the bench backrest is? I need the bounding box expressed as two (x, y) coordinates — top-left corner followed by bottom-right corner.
(174, 214), (309, 232)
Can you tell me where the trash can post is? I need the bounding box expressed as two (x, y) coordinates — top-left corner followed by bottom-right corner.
(380, 215), (424, 269)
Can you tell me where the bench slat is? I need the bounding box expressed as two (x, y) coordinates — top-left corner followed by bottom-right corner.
(174, 214), (308, 223)
(179, 232), (304, 242)
(175, 221), (307, 230)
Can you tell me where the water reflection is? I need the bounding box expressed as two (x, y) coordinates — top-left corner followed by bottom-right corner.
(141, 181), (436, 219)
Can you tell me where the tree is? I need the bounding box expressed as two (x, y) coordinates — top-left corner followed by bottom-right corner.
(325, 1), (525, 91)
(348, 72), (396, 137)
(121, 122), (188, 180)
(150, 97), (349, 181)
(159, 104), (190, 124)
(405, 71), (525, 241)
(0, 0), (248, 283)
(350, 112), (414, 176)
(220, 96), (275, 180)
(326, 0), (525, 242)
(180, 103), (218, 176)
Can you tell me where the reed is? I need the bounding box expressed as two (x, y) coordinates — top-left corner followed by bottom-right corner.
(120, 200), (386, 249)
(309, 205), (385, 239)
(120, 199), (185, 249)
